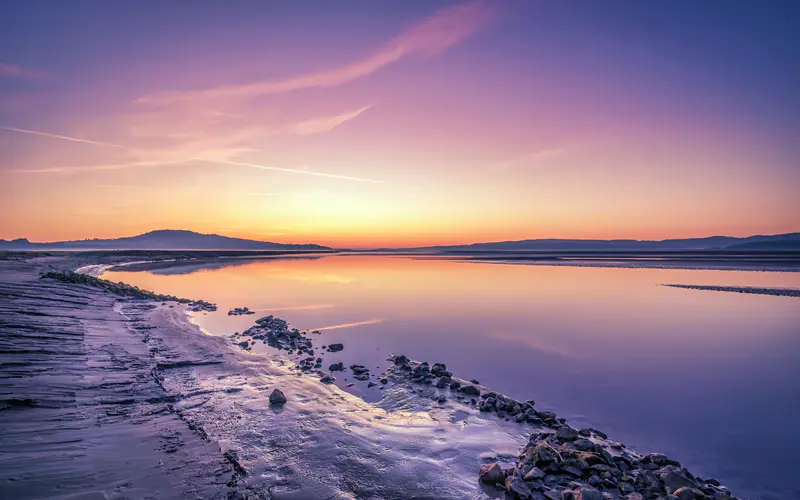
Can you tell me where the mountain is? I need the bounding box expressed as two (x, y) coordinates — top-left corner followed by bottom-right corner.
(400, 232), (800, 252)
(0, 230), (331, 251)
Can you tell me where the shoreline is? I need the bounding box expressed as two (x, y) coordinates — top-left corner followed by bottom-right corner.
(1, 254), (743, 499)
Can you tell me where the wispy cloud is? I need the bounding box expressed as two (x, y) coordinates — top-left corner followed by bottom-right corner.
(137, 1), (492, 105)
(0, 62), (48, 81)
(245, 192), (279, 196)
(2, 126), (129, 150)
(12, 159), (188, 174)
(491, 148), (565, 171)
(2, 125), (383, 182)
(291, 105), (372, 135)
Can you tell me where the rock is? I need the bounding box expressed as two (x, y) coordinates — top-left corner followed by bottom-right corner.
(479, 462), (505, 485)
(320, 375), (335, 383)
(506, 476), (533, 499)
(624, 494), (644, 500)
(431, 362), (448, 375)
(449, 381), (461, 390)
(524, 467), (545, 481)
(673, 488), (706, 500)
(329, 362), (344, 371)
(350, 364), (369, 375)
(462, 385), (481, 396)
(392, 354), (409, 365)
(573, 486), (603, 500)
(470, 379), (480, 384)
(662, 471), (698, 494)
(328, 343), (344, 352)
(556, 426), (579, 440)
(573, 439), (595, 451)
(367, 382), (376, 388)
(379, 378), (388, 384)
(269, 389), (286, 405)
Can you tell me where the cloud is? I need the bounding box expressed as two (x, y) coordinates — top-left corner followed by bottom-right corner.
(2, 126), (129, 150)
(491, 148), (565, 170)
(11, 159), (188, 174)
(2, 125), (383, 182)
(291, 105), (372, 135)
(0, 62), (48, 81)
(137, 1), (492, 105)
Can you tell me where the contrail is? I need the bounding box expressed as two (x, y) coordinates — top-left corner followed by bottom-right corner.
(2, 126), (383, 183)
(2, 126), (130, 149)
(199, 158), (382, 183)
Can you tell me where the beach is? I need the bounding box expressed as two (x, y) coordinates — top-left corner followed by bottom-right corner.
(2, 252), (786, 499)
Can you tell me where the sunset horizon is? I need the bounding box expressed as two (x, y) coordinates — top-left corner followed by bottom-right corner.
(2, 2), (798, 499)
(3, 1), (798, 248)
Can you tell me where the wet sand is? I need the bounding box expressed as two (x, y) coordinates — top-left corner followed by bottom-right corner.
(1, 255), (528, 499)
(0, 254), (746, 499)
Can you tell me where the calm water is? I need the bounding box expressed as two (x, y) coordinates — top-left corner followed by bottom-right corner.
(105, 255), (800, 499)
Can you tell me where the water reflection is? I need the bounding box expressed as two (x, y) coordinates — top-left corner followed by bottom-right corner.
(104, 255), (800, 500)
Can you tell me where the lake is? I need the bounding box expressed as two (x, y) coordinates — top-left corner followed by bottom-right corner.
(104, 255), (800, 499)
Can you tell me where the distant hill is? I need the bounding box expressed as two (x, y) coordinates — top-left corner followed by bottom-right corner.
(0, 230), (331, 251)
(399, 232), (800, 252)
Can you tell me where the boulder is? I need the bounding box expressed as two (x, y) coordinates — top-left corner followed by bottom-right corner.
(505, 476), (533, 499)
(479, 462), (505, 485)
(673, 487), (706, 500)
(523, 467), (545, 481)
(329, 362), (344, 371)
(662, 470), (698, 494)
(269, 389), (286, 405)
(556, 426), (579, 440)
(462, 385), (481, 396)
(328, 343), (344, 352)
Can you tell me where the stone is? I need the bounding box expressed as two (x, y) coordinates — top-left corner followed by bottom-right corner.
(624, 494), (644, 500)
(524, 467), (546, 481)
(556, 426), (580, 440)
(573, 486), (603, 500)
(269, 389), (286, 405)
(479, 462), (505, 485)
(319, 375), (335, 383)
(462, 385), (481, 396)
(392, 354), (409, 365)
(506, 476), (533, 499)
(349, 364), (369, 375)
(329, 362), (344, 371)
(380, 378), (388, 384)
(573, 439), (595, 451)
(449, 381), (461, 390)
(328, 343), (344, 352)
(672, 488), (706, 500)
(662, 471), (697, 494)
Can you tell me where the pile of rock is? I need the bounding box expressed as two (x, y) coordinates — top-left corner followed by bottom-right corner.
(228, 306), (255, 315)
(243, 315), (313, 354)
(187, 300), (217, 312)
(480, 431), (735, 500)
(41, 271), (191, 303)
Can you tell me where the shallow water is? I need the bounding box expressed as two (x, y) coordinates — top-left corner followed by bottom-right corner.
(104, 255), (800, 499)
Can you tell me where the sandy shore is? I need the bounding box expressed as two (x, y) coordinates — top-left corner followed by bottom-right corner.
(0, 254), (742, 499)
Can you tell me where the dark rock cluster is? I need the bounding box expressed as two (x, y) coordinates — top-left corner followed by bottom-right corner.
(239, 315), (314, 354)
(227, 306), (255, 315)
(41, 271), (192, 303)
(480, 432), (735, 500)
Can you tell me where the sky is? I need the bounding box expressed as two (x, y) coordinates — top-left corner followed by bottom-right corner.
(1, 0), (798, 248)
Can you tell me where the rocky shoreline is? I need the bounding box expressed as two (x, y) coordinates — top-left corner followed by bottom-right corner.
(231, 312), (739, 500)
(661, 283), (800, 297)
(1, 254), (743, 499)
